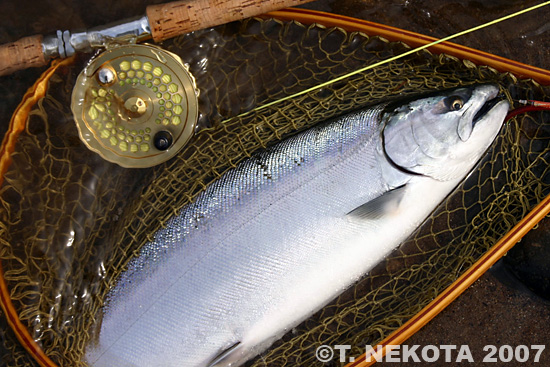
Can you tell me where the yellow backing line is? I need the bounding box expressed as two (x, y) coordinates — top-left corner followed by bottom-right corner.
(345, 190), (550, 367)
(0, 58), (73, 367)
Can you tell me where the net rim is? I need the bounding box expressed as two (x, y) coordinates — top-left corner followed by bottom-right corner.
(265, 8), (550, 85)
(0, 58), (74, 367)
(1, 10), (550, 367)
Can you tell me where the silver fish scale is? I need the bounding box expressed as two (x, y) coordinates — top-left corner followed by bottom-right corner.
(91, 105), (390, 367)
(106, 106), (384, 309)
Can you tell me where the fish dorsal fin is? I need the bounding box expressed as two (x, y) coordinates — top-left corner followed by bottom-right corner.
(347, 184), (407, 220)
(207, 341), (243, 367)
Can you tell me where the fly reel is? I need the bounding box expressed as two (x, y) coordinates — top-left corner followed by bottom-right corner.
(71, 44), (199, 168)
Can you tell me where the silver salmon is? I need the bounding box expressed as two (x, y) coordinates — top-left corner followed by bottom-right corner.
(85, 84), (508, 367)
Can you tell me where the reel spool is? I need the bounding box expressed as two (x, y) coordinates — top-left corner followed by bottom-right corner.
(71, 44), (199, 168)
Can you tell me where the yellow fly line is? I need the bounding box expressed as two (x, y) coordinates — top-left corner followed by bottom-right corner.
(244, 0), (550, 118)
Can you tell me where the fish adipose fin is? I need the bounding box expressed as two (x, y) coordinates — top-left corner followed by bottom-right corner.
(347, 184), (407, 220)
(207, 341), (243, 367)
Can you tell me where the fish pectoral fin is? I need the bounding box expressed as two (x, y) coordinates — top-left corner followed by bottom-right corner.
(421, 162), (467, 182)
(207, 341), (244, 367)
(347, 184), (407, 220)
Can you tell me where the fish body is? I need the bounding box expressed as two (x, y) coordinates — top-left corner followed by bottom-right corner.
(85, 85), (508, 367)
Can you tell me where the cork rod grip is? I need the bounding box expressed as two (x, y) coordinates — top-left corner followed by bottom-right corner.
(147, 0), (314, 42)
(0, 35), (47, 77)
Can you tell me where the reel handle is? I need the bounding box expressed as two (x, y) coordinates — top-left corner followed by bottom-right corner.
(0, 35), (47, 76)
(147, 0), (314, 42)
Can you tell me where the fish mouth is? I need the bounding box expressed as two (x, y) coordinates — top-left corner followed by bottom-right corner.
(473, 95), (504, 126)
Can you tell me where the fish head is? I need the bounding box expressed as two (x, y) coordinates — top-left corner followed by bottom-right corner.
(382, 84), (509, 181)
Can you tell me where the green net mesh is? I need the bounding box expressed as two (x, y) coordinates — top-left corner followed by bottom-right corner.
(0, 17), (549, 366)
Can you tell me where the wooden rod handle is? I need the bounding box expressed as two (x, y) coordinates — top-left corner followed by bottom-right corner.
(0, 35), (47, 77)
(147, 0), (314, 42)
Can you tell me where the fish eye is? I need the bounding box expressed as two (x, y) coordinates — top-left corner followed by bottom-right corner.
(447, 97), (464, 111)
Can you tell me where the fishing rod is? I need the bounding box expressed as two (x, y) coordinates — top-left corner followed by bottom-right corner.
(0, 0), (314, 77)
